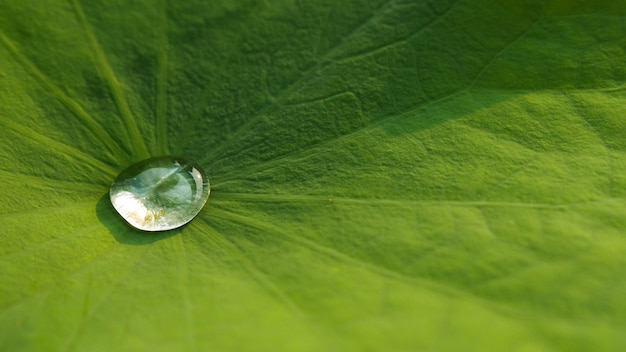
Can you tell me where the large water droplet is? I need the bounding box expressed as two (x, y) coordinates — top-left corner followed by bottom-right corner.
(109, 156), (210, 231)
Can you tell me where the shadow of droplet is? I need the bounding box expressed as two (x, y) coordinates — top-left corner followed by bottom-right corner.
(96, 193), (180, 245)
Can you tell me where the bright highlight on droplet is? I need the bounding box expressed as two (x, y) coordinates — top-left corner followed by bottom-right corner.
(109, 156), (210, 231)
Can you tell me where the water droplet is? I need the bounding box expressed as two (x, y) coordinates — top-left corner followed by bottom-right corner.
(109, 156), (210, 231)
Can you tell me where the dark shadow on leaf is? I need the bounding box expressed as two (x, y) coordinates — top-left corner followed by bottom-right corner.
(96, 193), (180, 245)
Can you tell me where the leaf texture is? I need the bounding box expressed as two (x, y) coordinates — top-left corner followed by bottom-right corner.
(0, 0), (625, 351)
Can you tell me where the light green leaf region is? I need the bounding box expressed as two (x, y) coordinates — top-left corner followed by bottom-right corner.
(0, 0), (625, 350)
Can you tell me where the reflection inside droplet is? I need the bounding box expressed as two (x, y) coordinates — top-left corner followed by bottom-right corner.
(109, 156), (210, 231)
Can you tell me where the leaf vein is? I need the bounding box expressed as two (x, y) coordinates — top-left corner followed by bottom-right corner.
(0, 118), (117, 177)
(70, 0), (149, 159)
(0, 31), (128, 162)
(194, 219), (313, 327)
(211, 90), (464, 185)
(197, 0), (397, 164)
(155, 0), (170, 155)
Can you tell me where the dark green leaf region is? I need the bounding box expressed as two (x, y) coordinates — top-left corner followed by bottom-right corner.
(1, 0), (625, 351)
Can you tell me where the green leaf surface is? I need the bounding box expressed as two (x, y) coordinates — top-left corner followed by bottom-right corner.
(1, 0), (625, 350)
